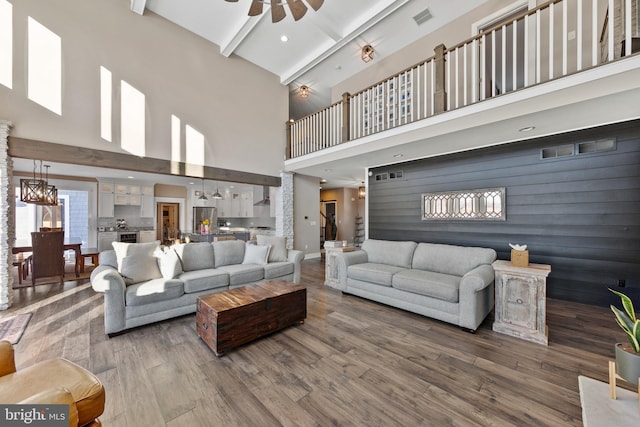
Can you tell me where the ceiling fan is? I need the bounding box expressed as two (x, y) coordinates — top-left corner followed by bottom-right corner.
(225, 0), (324, 23)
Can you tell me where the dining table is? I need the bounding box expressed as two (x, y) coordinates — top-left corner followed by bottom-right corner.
(12, 238), (84, 278)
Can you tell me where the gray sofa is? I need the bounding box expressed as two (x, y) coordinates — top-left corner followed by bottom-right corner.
(335, 239), (497, 331)
(90, 237), (304, 335)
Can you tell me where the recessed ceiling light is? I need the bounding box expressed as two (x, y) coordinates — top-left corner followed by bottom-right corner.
(280, 35), (288, 42)
(320, 179), (327, 183)
(189, 182), (195, 185)
(127, 176), (134, 179)
(519, 126), (535, 132)
(393, 154), (404, 158)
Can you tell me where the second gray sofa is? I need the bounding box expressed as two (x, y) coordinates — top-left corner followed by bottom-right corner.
(335, 239), (497, 331)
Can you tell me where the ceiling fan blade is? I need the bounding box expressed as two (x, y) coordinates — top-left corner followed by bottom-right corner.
(248, 0), (263, 16)
(270, 1), (286, 23)
(286, 0), (307, 21)
(305, 0), (324, 11)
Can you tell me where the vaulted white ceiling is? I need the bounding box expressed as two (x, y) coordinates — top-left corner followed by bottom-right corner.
(142, 0), (485, 104)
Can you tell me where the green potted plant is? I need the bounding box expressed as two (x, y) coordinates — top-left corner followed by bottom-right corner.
(609, 288), (640, 385)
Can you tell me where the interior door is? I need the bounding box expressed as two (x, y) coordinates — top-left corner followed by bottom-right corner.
(157, 202), (180, 243)
(321, 200), (337, 242)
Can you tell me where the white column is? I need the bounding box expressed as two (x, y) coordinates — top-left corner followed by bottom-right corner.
(0, 120), (14, 310)
(277, 171), (294, 250)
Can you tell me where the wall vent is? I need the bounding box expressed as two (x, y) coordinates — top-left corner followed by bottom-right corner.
(413, 8), (433, 26)
(576, 138), (616, 154)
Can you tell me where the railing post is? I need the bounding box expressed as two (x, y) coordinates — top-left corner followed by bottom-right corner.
(434, 44), (447, 114)
(285, 120), (293, 160)
(341, 92), (351, 143)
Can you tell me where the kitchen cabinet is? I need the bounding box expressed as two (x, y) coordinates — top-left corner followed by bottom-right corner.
(270, 187), (276, 217)
(492, 260), (551, 345)
(138, 230), (156, 243)
(98, 231), (118, 252)
(240, 191), (253, 217)
(140, 195), (154, 217)
(217, 196), (231, 217)
(98, 181), (115, 218)
(115, 183), (141, 205)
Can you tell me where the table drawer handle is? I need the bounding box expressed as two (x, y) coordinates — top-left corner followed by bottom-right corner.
(516, 298), (523, 304)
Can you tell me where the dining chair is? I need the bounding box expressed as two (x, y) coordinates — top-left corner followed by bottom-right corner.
(30, 231), (65, 285)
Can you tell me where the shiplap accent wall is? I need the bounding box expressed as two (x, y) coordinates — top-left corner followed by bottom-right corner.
(368, 120), (640, 306)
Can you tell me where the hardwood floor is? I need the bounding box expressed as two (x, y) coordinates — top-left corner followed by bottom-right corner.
(2, 259), (628, 426)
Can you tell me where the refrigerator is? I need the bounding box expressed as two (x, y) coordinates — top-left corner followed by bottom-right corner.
(193, 207), (217, 234)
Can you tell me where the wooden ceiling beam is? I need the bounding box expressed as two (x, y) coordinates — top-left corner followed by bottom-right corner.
(8, 137), (281, 187)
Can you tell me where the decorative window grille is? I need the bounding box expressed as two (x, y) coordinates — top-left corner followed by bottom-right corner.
(422, 187), (506, 221)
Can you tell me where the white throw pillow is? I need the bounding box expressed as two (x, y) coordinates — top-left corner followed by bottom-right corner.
(242, 243), (271, 265)
(256, 235), (287, 262)
(159, 248), (183, 279)
(111, 241), (162, 285)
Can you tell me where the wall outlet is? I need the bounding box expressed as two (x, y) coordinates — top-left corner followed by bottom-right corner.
(618, 279), (626, 288)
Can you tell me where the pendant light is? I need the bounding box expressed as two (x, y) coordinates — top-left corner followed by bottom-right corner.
(198, 179), (208, 200)
(20, 160), (57, 205)
(212, 182), (223, 199)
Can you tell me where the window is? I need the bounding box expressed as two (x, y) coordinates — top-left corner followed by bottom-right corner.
(422, 187), (506, 221)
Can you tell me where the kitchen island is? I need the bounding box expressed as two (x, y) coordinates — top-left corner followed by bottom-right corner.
(188, 232), (250, 242)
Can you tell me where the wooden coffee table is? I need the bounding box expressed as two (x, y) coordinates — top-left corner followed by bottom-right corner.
(196, 280), (306, 356)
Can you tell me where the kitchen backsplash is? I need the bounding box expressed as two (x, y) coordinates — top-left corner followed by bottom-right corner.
(98, 205), (155, 229)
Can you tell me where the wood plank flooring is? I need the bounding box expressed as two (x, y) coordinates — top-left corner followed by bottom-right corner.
(2, 259), (630, 426)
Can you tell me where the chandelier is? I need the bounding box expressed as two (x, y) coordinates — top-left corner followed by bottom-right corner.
(20, 160), (58, 205)
(225, 0), (325, 23)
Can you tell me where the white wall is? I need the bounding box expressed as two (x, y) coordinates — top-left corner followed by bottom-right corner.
(1, 0), (288, 178)
(293, 174), (320, 256)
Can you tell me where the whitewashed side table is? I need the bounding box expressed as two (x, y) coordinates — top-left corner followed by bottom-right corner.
(324, 246), (356, 289)
(492, 260), (552, 345)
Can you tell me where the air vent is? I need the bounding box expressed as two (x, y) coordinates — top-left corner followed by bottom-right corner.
(577, 138), (616, 154)
(541, 144), (574, 159)
(413, 8), (433, 26)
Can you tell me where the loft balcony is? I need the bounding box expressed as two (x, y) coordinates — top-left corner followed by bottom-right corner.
(285, 0), (640, 175)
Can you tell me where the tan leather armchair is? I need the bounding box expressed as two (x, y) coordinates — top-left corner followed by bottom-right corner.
(0, 340), (105, 427)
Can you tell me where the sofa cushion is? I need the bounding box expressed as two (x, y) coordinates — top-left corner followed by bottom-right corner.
(173, 243), (214, 271)
(178, 268), (229, 293)
(125, 278), (184, 306)
(412, 243), (497, 277)
(216, 264), (264, 286)
(158, 248), (183, 279)
(213, 240), (246, 268)
(111, 241), (162, 285)
(361, 239), (417, 269)
(348, 263), (406, 287)
(392, 269), (461, 303)
(242, 243), (270, 265)
(257, 235), (287, 262)
(263, 261), (294, 279)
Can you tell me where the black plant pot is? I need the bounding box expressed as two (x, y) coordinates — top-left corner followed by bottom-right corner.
(615, 343), (640, 385)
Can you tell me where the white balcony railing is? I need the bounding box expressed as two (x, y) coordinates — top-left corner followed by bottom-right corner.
(288, 0), (639, 159)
